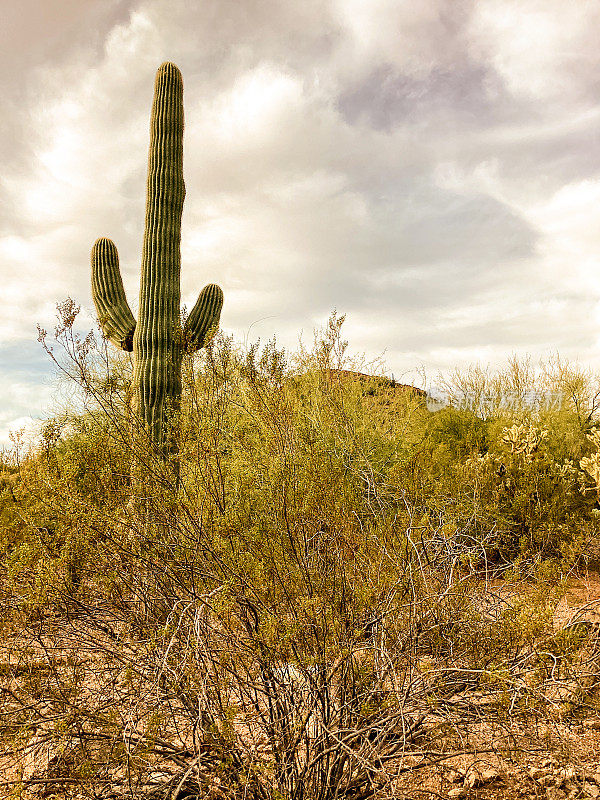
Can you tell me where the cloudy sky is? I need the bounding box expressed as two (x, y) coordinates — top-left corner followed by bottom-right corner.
(1, 0), (599, 441)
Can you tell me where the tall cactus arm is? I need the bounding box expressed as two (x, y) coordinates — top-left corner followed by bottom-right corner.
(91, 237), (136, 351)
(184, 283), (224, 350)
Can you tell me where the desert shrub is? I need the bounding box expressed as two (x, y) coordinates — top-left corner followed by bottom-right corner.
(397, 358), (600, 570)
(459, 421), (590, 563)
(3, 309), (600, 798)
(425, 406), (490, 463)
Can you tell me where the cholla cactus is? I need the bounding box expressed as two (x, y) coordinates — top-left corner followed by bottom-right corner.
(91, 62), (223, 455)
(580, 428), (600, 500)
(501, 423), (548, 460)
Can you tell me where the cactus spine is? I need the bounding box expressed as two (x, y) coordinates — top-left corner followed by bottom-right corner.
(91, 62), (223, 456)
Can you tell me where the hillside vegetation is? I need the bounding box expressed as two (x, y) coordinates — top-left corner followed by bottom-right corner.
(3, 308), (600, 799)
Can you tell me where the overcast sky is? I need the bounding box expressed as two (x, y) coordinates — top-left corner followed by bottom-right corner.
(1, 0), (599, 441)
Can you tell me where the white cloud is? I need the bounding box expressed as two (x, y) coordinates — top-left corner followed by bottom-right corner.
(525, 180), (600, 346)
(468, 0), (600, 104)
(0, 0), (600, 440)
(333, 0), (468, 80)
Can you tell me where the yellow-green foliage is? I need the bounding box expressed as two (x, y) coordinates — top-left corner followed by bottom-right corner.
(5, 312), (600, 799)
(3, 313), (600, 618)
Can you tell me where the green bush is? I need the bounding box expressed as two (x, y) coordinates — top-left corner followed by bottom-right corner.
(3, 310), (600, 799)
(4, 312), (600, 612)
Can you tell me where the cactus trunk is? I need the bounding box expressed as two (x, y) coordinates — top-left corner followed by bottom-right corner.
(91, 63), (223, 462)
(134, 62), (185, 453)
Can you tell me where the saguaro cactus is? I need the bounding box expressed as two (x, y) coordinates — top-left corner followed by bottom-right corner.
(91, 62), (223, 456)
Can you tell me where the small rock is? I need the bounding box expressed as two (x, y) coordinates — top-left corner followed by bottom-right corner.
(584, 719), (600, 729)
(585, 782), (600, 798)
(465, 764), (500, 788)
(559, 767), (577, 782)
(448, 789), (465, 799)
(546, 788), (566, 800)
(529, 766), (546, 780)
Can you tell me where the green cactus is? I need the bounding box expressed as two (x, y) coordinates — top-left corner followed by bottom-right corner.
(91, 62), (223, 456)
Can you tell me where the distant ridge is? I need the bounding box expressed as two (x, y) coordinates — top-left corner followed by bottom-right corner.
(322, 369), (427, 397)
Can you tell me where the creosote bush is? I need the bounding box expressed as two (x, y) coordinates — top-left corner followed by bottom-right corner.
(2, 308), (600, 799)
